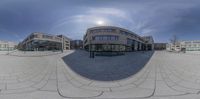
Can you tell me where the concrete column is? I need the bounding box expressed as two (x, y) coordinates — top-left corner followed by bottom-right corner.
(151, 44), (154, 50)
(134, 42), (138, 51)
(145, 44), (148, 51)
(137, 42), (140, 51)
(139, 43), (142, 51)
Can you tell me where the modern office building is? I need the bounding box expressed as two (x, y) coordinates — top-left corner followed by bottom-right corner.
(154, 43), (167, 50)
(166, 40), (200, 51)
(19, 32), (71, 51)
(70, 40), (83, 49)
(181, 41), (200, 51)
(0, 41), (17, 51)
(83, 26), (154, 52)
(166, 43), (181, 51)
(57, 35), (71, 50)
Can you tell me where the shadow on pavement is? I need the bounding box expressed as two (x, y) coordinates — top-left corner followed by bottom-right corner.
(62, 50), (154, 81)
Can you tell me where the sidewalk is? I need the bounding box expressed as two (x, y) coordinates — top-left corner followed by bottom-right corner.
(0, 51), (200, 99)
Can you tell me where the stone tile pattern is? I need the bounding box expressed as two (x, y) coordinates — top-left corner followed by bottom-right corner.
(0, 50), (200, 99)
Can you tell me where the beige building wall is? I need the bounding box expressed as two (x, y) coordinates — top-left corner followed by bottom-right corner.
(84, 26), (146, 46)
(0, 41), (17, 51)
(84, 26), (154, 51)
(21, 32), (71, 51)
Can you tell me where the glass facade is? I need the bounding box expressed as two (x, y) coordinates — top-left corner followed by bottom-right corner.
(0, 44), (8, 51)
(25, 40), (62, 51)
(19, 33), (71, 51)
(0, 44), (15, 51)
(93, 35), (119, 41)
(42, 35), (53, 39)
(184, 41), (200, 51)
(84, 27), (154, 53)
(89, 44), (125, 52)
(91, 29), (116, 33)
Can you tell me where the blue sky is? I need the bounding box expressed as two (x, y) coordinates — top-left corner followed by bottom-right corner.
(0, 0), (200, 43)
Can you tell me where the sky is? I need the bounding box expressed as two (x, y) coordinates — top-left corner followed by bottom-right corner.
(0, 0), (200, 43)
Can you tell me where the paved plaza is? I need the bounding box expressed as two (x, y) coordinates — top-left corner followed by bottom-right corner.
(0, 50), (200, 99)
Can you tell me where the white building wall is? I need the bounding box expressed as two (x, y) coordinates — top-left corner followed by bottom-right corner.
(0, 41), (17, 51)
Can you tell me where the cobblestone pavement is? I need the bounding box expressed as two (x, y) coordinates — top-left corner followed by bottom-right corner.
(0, 50), (200, 99)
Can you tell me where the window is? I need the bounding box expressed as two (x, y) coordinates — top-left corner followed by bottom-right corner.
(4, 44), (7, 48)
(43, 35), (53, 39)
(193, 44), (197, 47)
(55, 37), (62, 41)
(84, 39), (88, 44)
(103, 36), (107, 40)
(30, 34), (38, 39)
(193, 41), (200, 43)
(127, 38), (132, 45)
(91, 29), (115, 33)
(111, 35), (115, 40)
(93, 35), (119, 41)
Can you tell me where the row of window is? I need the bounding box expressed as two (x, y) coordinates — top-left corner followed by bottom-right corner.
(0, 44), (8, 48)
(29, 34), (65, 41)
(185, 41), (200, 44)
(43, 35), (53, 39)
(127, 38), (144, 45)
(93, 35), (119, 41)
(186, 48), (200, 51)
(30, 34), (38, 39)
(120, 30), (138, 39)
(120, 30), (133, 36)
(127, 38), (133, 45)
(89, 29), (145, 42)
(90, 29), (116, 33)
(185, 44), (200, 47)
(90, 44), (125, 51)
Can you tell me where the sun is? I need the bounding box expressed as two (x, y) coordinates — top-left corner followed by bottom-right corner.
(96, 20), (105, 25)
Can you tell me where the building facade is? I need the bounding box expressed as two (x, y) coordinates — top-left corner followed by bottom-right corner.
(154, 43), (167, 50)
(180, 41), (200, 51)
(0, 41), (17, 51)
(83, 26), (154, 52)
(57, 35), (71, 50)
(70, 40), (83, 49)
(166, 43), (181, 51)
(166, 40), (200, 51)
(19, 32), (71, 51)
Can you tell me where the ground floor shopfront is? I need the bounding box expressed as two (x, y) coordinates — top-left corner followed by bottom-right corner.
(84, 43), (153, 52)
(21, 40), (62, 51)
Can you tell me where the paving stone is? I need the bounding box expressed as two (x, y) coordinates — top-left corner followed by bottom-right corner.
(99, 87), (154, 98)
(31, 80), (48, 89)
(110, 83), (137, 91)
(1, 50), (200, 98)
(154, 81), (186, 96)
(58, 82), (103, 98)
(79, 85), (111, 92)
(137, 78), (155, 90)
(40, 79), (57, 91)
(89, 81), (120, 88)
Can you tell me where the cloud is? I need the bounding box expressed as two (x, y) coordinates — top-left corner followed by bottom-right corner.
(50, 7), (133, 39)
(1, 0), (200, 42)
(87, 8), (130, 19)
(68, 7), (132, 26)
